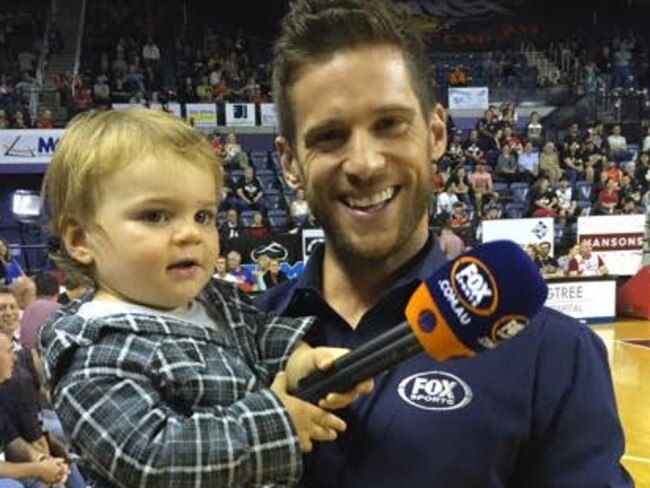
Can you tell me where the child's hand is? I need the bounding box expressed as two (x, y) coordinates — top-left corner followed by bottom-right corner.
(271, 371), (346, 453)
(285, 344), (374, 410)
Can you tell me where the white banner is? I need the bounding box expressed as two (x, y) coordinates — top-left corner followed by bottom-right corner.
(448, 87), (489, 110)
(482, 218), (555, 255)
(302, 228), (325, 263)
(186, 103), (218, 128)
(225, 103), (256, 127)
(577, 215), (644, 276)
(0, 129), (64, 164)
(260, 103), (278, 127)
(545, 279), (617, 323)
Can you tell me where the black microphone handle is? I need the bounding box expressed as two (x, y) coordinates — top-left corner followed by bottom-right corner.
(311, 321), (413, 374)
(293, 330), (423, 403)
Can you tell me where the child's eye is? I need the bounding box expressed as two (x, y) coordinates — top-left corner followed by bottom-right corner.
(140, 210), (170, 224)
(195, 210), (215, 225)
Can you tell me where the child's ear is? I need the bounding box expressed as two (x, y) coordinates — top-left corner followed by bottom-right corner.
(61, 218), (94, 265)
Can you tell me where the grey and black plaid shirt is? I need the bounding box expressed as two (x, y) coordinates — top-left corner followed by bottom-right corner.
(40, 279), (313, 488)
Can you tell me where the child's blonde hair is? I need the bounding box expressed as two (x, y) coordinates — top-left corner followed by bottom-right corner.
(43, 107), (223, 278)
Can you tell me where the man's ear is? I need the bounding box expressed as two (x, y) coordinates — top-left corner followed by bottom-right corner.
(275, 136), (303, 191)
(61, 217), (94, 265)
(428, 104), (448, 161)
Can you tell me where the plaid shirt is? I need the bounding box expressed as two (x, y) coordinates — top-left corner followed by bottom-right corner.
(40, 279), (313, 488)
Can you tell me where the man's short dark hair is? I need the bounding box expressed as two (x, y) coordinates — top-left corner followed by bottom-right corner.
(34, 272), (59, 297)
(272, 0), (435, 146)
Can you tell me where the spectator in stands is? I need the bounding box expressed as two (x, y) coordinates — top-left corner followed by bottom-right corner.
(289, 188), (311, 229)
(142, 37), (161, 68)
(499, 125), (522, 153)
(636, 153), (649, 193)
(449, 202), (470, 230)
(263, 259), (288, 289)
(596, 178), (620, 215)
(438, 218), (465, 259)
(495, 144), (519, 184)
(562, 123), (582, 152)
(222, 132), (249, 170)
(619, 174), (642, 206)
(35, 110), (53, 129)
(447, 167), (472, 205)
(529, 176), (559, 217)
(0, 239), (23, 286)
(642, 126), (650, 154)
(524, 244), (538, 262)
(580, 138), (603, 184)
(568, 241), (608, 276)
(538, 141), (563, 185)
(0, 330), (72, 487)
(212, 256), (238, 284)
(227, 250), (257, 292)
(561, 141), (585, 182)
(93, 75), (110, 107)
(463, 129), (484, 166)
(612, 41), (633, 88)
(0, 287), (85, 488)
(11, 112), (27, 129)
(518, 141), (539, 183)
(525, 111), (543, 147)
(600, 156), (623, 185)
(219, 208), (243, 240)
(587, 121), (606, 150)
(620, 197), (638, 215)
(468, 161), (493, 211)
(607, 125), (630, 162)
(245, 211), (270, 239)
(0, 110), (8, 129)
(235, 166), (266, 212)
(436, 184), (458, 219)
(8, 277), (35, 316)
(447, 65), (467, 87)
(556, 176), (577, 219)
(19, 273), (60, 351)
(535, 241), (560, 277)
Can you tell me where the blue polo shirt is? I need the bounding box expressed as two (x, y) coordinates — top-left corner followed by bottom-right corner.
(255, 237), (632, 488)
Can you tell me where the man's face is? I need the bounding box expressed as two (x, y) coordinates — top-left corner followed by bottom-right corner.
(579, 242), (592, 258)
(539, 244), (550, 256)
(278, 46), (446, 265)
(0, 334), (14, 382)
(227, 252), (241, 271)
(0, 293), (20, 335)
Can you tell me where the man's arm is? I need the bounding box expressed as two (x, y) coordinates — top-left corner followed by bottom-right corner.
(511, 320), (632, 487)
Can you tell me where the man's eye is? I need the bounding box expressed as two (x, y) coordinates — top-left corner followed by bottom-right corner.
(140, 210), (170, 224)
(375, 117), (407, 134)
(195, 210), (215, 225)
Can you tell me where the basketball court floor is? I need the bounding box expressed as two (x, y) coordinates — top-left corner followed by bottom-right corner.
(593, 319), (650, 486)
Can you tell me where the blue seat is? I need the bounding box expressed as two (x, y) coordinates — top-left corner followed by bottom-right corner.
(262, 188), (285, 210)
(267, 209), (290, 231)
(509, 182), (530, 204)
(505, 202), (525, 219)
(240, 210), (257, 227)
(575, 181), (594, 202)
(492, 182), (509, 199)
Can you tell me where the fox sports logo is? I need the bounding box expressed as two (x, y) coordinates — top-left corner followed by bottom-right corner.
(398, 371), (473, 411)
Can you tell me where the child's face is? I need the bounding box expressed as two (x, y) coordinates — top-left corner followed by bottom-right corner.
(76, 155), (219, 310)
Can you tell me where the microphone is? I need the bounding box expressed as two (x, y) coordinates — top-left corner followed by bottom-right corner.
(293, 240), (548, 403)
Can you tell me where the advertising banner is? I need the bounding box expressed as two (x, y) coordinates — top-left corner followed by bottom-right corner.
(225, 103), (256, 127)
(577, 215), (645, 276)
(0, 129), (64, 164)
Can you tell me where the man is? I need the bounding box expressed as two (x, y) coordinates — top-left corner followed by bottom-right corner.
(534, 241), (560, 277)
(226, 250), (257, 292)
(20, 273), (61, 351)
(568, 241), (609, 277)
(0, 315), (71, 487)
(256, 1), (631, 487)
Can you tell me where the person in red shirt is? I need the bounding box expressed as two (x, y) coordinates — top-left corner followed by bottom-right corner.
(596, 178), (619, 214)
